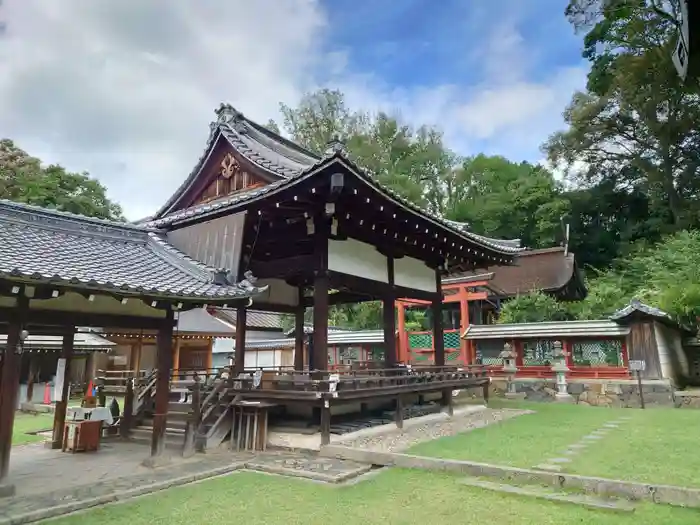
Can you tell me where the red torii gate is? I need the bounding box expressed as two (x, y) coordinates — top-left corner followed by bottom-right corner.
(395, 279), (490, 365)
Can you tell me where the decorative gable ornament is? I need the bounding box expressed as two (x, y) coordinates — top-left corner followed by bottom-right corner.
(221, 153), (238, 179)
(215, 103), (247, 133)
(324, 135), (348, 157)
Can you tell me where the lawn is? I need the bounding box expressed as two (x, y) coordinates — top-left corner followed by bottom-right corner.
(566, 408), (700, 488)
(12, 412), (54, 445)
(409, 400), (624, 468)
(409, 401), (700, 488)
(48, 468), (698, 525)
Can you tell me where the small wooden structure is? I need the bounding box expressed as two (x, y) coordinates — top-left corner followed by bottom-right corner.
(0, 200), (265, 496)
(463, 300), (696, 384)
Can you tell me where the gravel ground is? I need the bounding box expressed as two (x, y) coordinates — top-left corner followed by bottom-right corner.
(337, 408), (531, 452)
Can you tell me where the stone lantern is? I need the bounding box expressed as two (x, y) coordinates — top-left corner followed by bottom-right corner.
(499, 342), (519, 397)
(550, 341), (572, 401)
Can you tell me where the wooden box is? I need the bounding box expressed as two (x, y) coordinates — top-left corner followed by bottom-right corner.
(62, 420), (102, 453)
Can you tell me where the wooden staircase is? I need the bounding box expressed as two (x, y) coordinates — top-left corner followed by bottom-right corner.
(122, 368), (237, 454)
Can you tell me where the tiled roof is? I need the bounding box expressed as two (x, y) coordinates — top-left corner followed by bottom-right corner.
(148, 105), (524, 260)
(0, 332), (115, 351)
(463, 320), (630, 340)
(207, 307), (283, 330)
(233, 329), (386, 350)
(284, 324), (350, 336)
(0, 200), (267, 302)
(449, 247), (583, 297)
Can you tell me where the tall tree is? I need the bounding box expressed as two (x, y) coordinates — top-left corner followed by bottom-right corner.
(445, 155), (570, 248)
(545, 1), (700, 229)
(0, 139), (124, 220)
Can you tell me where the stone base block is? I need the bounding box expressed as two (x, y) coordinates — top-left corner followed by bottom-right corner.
(141, 455), (172, 469)
(0, 482), (16, 498)
(504, 392), (527, 400)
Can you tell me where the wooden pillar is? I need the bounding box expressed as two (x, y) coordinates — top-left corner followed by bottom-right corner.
(320, 399), (331, 445)
(172, 338), (181, 381)
(396, 301), (407, 364)
(149, 311), (174, 461)
(206, 338), (213, 371)
(233, 307), (247, 375)
(312, 273), (329, 371)
(294, 288), (305, 371)
(0, 297), (27, 495)
(129, 343), (138, 378)
(51, 328), (75, 449)
(395, 394), (404, 429)
(459, 288), (470, 365)
(383, 254), (397, 368)
(25, 354), (38, 403)
(312, 213), (329, 372)
(134, 336), (143, 379)
(432, 269), (445, 367)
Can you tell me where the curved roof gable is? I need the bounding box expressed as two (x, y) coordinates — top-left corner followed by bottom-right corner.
(151, 104), (525, 259)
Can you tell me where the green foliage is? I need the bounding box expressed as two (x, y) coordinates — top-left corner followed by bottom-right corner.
(498, 291), (574, 324)
(0, 139), (123, 220)
(548, 1), (700, 230)
(446, 155), (570, 248)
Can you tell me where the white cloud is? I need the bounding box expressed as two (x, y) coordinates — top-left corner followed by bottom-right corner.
(0, 1), (586, 220)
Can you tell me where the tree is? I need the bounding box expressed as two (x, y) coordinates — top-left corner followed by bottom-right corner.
(498, 291), (574, 324)
(445, 155), (570, 248)
(0, 139), (124, 220)
(277, 89), (455, 211)
(565, 180), (666, 269)
(569, 230), (700, 327)
(545, 1), (700, 230)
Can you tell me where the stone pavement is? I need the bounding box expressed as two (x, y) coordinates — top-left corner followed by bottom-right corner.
(1, 440), (373, 525)
(533, 416), (631, 473)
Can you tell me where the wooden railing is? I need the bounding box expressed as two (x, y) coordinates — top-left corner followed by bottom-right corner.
(229, 365), (488, 399)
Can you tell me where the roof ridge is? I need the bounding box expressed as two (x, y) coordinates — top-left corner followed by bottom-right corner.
(0, 199), (152, 242)
(146, 233), (218, 283)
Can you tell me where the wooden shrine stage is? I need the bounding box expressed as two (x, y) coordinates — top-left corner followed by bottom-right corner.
(229, 365), (490, 444)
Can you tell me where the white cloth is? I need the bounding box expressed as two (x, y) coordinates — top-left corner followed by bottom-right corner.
(67, 406), (114, 425)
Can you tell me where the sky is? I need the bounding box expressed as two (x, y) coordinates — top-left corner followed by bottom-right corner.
(0, 0), (588, 221)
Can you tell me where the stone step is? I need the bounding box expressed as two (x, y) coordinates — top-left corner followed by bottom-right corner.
(457, 478), (635, 513)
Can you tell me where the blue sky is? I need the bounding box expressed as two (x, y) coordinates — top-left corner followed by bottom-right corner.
(319, 0), (588, 163)
(0, 0), (589, 219)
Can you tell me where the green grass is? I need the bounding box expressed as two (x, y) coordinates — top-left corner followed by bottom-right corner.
(48, 468), (698, 525)
(12, 412), (54, 445)
(410, 401), (700, 489)
(567, 408), (700, 487)
(409, 401), (623, 468)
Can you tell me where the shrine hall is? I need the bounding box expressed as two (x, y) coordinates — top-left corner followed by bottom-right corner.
(0, 103), (522, 496)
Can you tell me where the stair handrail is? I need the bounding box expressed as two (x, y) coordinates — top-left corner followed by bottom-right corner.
(133, 369), (158, 416)
(199, 367), (230, 424)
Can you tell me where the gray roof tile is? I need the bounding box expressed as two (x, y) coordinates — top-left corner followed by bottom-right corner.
(148, 105), (524, 260)
(0, 200), (267, 302)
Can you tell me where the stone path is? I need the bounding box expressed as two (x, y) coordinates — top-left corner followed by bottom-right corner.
(533, 416), (631, 473)
(337, 407), (531, 452)
(1, 442), (371, 525)
(458, 477), (636, 513)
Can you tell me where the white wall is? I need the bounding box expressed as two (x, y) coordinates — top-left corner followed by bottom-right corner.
(328, 238), (388, 283)
(394, 256), (436, 293)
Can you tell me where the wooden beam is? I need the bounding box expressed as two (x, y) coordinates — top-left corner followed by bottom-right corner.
(149, 311), (174, 461)
(233, 307), (247, 375)
(0, 307), (173, 331)
(250, 254), (316, 279)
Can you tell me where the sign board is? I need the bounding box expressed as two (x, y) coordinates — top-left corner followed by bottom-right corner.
(628, 360), (646, 372)
(672, 0), (690, 81)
